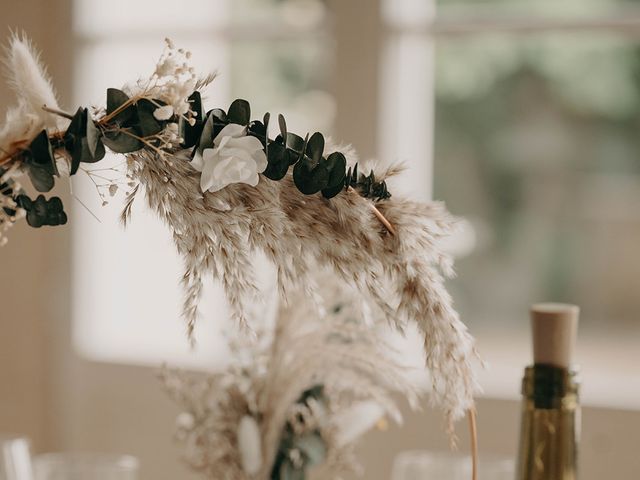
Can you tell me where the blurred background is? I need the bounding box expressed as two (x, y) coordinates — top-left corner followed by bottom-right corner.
(1, 0), (639, 478)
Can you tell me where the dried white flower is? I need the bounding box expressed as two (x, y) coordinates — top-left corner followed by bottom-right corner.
(237, 415), (263, 475)
(191, 124), (268, 193)
(332, 400), (385, 447)
(153, 105), (174, 121)
(154, 57), (177, 78)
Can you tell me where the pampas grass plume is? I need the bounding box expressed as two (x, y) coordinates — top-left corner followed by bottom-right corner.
(4, 32), (62, 130)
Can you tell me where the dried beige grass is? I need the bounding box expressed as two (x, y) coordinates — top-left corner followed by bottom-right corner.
(128, 144), (479, 432)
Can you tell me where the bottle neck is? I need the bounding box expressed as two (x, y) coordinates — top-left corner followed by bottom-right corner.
(516, 364), (580, 480)
(521, 364), (579, 409)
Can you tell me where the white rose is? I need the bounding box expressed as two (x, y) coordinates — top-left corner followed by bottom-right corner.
(191, 123), (268, 193)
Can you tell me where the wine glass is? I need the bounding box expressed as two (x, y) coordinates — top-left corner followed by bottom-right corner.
(391, 450), (514, 480)
(33, 454), (139, 480)
(0, 435), (34, 480)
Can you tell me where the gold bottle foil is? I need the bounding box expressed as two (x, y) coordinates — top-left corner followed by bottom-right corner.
(516, 365), (580, 480)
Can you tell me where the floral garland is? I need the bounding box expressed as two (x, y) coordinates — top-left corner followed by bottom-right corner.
(0, 34), (479, 472)
(0, 42), (389, 238)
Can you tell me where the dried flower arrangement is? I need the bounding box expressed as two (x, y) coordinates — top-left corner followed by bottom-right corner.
(0, 34), (479, 478)
(162, 277), (423, 479)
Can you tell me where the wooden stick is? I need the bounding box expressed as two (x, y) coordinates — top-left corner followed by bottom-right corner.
(41, 105), (74, 120)
(347, 186), (396, 235)
(468, 407), (478, 480)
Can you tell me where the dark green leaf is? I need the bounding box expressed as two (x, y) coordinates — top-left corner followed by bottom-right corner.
(248, 121), (266, 142)
(180, 91), (204, 148)
(189, 91), (204, 118)
(106, 88), (135, 125)
(298, 133), (309, 162)
(263, 142), (290, 180)
(136, 98), (163, 137)
(321, 182), (343, 199)
(211, 108), (227, 122)
(196, 111), (216, 155)
(93, 137), (106, 162)
(64, 108), (103, 168)
(25, 210), (44, 228)
(29, 130), (56, 175)
(294, 432), (326, 467)
(64, 108), (87, 174)
(16, 194), (32, 210)
(320, 151), (347, 198)
(102, 128), (144, 153)
(227, 99), (251, 125)
(293, 158), (329, 195)
(2, 206), (16, 216)
(285, 133), (305, 154)
(21, 194), (67, 228)
(28, 165), (54, 192)
(278, 114), (287, 143)
(305, 132), (324, 164)
(86, 116), (101, 158)
(263, 112), (271, 156)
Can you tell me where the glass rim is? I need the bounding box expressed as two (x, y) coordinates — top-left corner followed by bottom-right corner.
(393, 450), (514, 465)
(34, 453), (139, 470)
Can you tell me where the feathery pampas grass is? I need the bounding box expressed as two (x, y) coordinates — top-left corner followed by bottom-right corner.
(161, 276), (423, 479)
(129, 142), (478, 430)
(0, 33), (65, 152)
(0, 34), (479, 440)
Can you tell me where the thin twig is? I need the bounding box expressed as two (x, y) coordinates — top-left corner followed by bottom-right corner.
(100, 95), (142, 124)
(347, 186), (396, 235)
(42, 104), (74, 120)
(468, 407), (478, 480)
(71, 192), (102, 223)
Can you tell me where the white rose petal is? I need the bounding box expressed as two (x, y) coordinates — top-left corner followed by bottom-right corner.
(237, 415), (262, 475)
(191, 123), (268, 193)
(153, 105), (174, 121)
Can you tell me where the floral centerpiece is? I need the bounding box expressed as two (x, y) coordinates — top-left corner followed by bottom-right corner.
(0, 34), (479, 479)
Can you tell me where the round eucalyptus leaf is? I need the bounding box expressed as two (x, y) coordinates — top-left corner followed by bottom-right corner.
(136, 98), (164, 137)
(227, 99), (251, 125)
(106, 88), (134, 124)
(293, 158), (329, 195)
(103, 128), (144, 153)
(28, 165), (55, 192)
(305, 132), (324, 164)
(323, 152), (346, 188)
(264, 142), (290, 180)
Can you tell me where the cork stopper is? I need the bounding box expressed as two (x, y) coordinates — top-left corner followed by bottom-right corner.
(530, 303), (579, 368)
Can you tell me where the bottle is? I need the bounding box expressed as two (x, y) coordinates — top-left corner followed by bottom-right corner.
(515, 303), (580, 480)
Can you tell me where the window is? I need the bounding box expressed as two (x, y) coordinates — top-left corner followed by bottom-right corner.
(71, 0), (333, 368)
(71, 0), (640, 409)
(380, 0), (640, 407)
